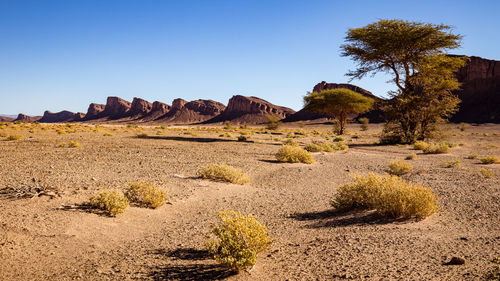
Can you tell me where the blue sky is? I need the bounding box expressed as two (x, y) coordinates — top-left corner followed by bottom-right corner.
(0, 0), (498, 115)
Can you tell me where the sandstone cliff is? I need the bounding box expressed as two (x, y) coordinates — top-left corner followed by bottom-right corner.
(39, 110), (84, 123)
(14, 114), (42, 122)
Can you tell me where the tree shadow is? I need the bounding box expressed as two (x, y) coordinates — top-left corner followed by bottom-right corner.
(57, 203), (111, 217)
(258, 159), (281, 164)
(135, 135), (238, 143)
(148, 248), (236, 281)
(289, 209), (413, 228)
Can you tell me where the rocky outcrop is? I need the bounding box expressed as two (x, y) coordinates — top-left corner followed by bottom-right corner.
(208, 95), (295, 123)
(141, 101), (171, 121)
(14, 114), (42, 122)
(84, 103), (105, 120)
(128, 98), (153, 117)
(285, 82), (384, 122)
(0, 116), (15, 122)
(99, 97), (132, 119)
(39, 110), (83, 123)
(160, 99), (226, 124)
(451, 55), (500, 123)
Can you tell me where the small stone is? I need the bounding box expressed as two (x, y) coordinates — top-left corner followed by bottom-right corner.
(445, 256), (465, 265)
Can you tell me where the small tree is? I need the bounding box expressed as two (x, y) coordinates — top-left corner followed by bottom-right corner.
(303, 88), (374, 135)
(341, 19), (466, 143)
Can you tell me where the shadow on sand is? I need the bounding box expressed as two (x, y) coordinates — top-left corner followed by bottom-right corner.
(135, 135), (238, 143)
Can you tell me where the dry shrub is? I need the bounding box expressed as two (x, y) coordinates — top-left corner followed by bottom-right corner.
(466, 154), (478, 159)
(198, 164), (250, 184)
(479, 168), (493, 178)
(331, 173), (438, 219)
(125, 182), (167, 208)
(275, 145), (314, 164)
(304, 141), (348, 153)
(405, 153), (418, 160)
(68, 141), (81, 148)
(359, 117), (369, 131)
(6, 135), (22, 141)
(480, 155), (499, 164)
(104, 132), (114, 136)
(137, 133), (148, 138)
(413, 141), (428, 150)
(387, 160), (413, 175)
(206, 210), (272, 272)
(282, 138), (298, 146)
(90, 189), (129, 216)
(237, 135), (249, 142)
(441, 160), (461, 168)
(423, 143), (451, 154)
(56, 142), (66, 147)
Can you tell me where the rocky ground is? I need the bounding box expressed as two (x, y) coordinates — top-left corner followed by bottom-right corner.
(0, 122), (498, 280)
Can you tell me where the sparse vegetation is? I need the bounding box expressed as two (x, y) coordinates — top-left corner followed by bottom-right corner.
(90, 189), (129, 216)
(413, 141), (428, 150)
(125, 182), (167, 208)
(466, 154), (478, 159)
(480, 155), (499, 164)
(56, 142), (66, 147)
(387, 160), (413, 175)
(104, 132), (114, 136)
(198, 164), (250, 184)
(359, 117), (369, 131)
(265, 114), (281, 130)
(479, 168), (493, 178)
(206, 210), (272, 272)
(137, 133), (149, 138)
(441, 160), (461, 168)
(422, 142), (451, 154)
(282, 138), (298, 146)
(275, 145), (314, 164)
(304, 141), (348, 153)
(68, 141), (81, 148)
(331, 173), (438, 219)
(405, 153), (418, 160)
(6, 134), (22, 141)
(237, 135), (249, 142)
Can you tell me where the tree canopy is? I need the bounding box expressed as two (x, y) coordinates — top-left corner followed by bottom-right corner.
(304, 88), (374, 135)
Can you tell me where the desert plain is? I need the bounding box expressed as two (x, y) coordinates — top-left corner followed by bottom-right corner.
(0, 121), (498, 280)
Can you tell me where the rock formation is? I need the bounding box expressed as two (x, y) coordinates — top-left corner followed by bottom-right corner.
(141, 101), (171, 121)
(451, 55), (500, 123)
(99, 96), (132, 119)
(209, 95), (295, 123)
(14, 114), (42, 122)
(128, 98), (153, 117)
(39, 110), (84, 123)
(160, 99), (226, 124)
(84, 103), (105, 120)
(0, 116), (14, 122)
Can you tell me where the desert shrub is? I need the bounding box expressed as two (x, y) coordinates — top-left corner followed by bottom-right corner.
(6, 135), (22, 141)
(223, 121), (232, 130)
(56, 129), (67, 135)
(480, 155), (499, 164)
(265, 115), (281, 130)
(441, 160), (461, 168)
(304, 141), (348, 153)
(413, 141), (428, 150)
(359, 117), (369, 131)
(104, 132), (114, 136)
(282, 138), (298, 146)
(206, 210), (272, 272)
(125, 182), (167, 208)
(332, 136), (344, 142)
(90, 189), (129, 216)
(137, 133), (148, 138)
(298, 121), (305, 128)
(56, 142), (66, 147)
(219, 132), (232, 138)
(237, 135), (248, 142)
(422, 143), (451, 154)
(68, 141), (81, 148)
(405, 153), (418, 160)
(198, 164), (250, 184)
(466, 154), (478, 159)
(479, 168), (493, 178)
(304, 143), (326, 152)
(275, 145), (314, 164)
(387, 160), (413, 175)
(332, 173), (438, 218)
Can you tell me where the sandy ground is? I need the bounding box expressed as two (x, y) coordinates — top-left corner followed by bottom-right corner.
(0, 122), (499, 280)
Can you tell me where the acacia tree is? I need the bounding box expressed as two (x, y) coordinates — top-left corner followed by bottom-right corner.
(341, 19), (467, 143)
(304, 88), (374, 135)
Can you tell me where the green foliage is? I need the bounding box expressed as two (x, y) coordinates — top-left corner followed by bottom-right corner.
(331, 173), (438, 219)
(6, 135), (22, 141)
(90, 189), (129, 217)
(480, 155), (499, 164)
(125, 182), (167, 209)
(304, 89), (374, 135)
(206, 210), (272, 272)
(198, 164), (250, 184)
(387, 160), (413, 175)
(275, 145), (314, 164)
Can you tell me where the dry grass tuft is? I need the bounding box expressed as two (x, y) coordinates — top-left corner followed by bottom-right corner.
(282, 138), (298, 146)
(479, 168), (493, 178)
(206, 210), (272, 272)
(413, 141), (428, 150)
(423, 143), (451, 154)
(466, 154), (478, 159)
(90, 189), (129, 217)
(331, 173), (438, 219)
(6, 135), (23, 141)
(405, 153), (418, 160)
(68, 141), (81, 148)
(125, 182), (167, 208)
(276, 145), (314, 164)
(480, 155), (499, 164)
(387, 160), (413, 175)
(441, 160), (461, 168)
(198, 164), (250, 184)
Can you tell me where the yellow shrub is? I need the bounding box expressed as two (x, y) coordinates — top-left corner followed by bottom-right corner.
(57, 142), (66, 147)
(206, 211), (272, 272)
(198, 164), (250, 184)
(6, 135), (22, 141)
(282, 138), (298, 146)
(90, 189), (129, 216)
(68, 141), (81, 148)
(331, 173), (438, 219)
(125, 182), (167, 208)
(137, 133), (148, 138)
(387, 160), (412, 175)
(480, 155), (499, 164)
(275, 145), (314, 164)
(103, 132), (114, 136)
(479, 168), (493, 178)
(423, 143), (451, 154)
(413, 141), (428, 150)
(405, 153), (418, 160)
(466, 154), (478, 159)
(304, 142), (348, 153)
(441, 160), (461, 168)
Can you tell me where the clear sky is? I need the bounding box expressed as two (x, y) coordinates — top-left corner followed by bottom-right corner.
(0, 0), (498, 116)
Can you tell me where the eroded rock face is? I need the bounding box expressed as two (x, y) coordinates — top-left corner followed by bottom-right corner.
(100, 97), (132, 119)
(451, 56), (500, 123)
(85, 103), (105, 120)
(39, 110), (82, 123)
(171, 98), (188, 110)
(14, 114), (42, 122)
(185, 99), (226, 116)
(128, 98), (153, 116)
(141, 101), (171, 121)
(210, 95), (295, 123)
(159, 99), (226, 124)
